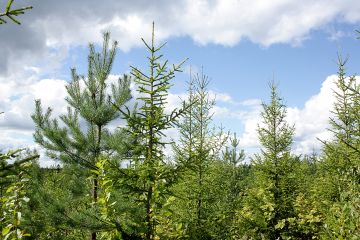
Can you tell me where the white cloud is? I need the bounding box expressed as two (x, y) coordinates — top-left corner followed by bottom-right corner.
(211, 96), (263, 149)
(79, 0), (359, 48)
(0, 78), (68, 131)
(2, 0), (360, 78)
(236, 103), (262, 149)
(287, 75), (360, 154)
(0, 129), (33, 150)
(2, 0), (360, 165)
(0, 77), (68, 165)
(212, 74), (360, 156)
(209, 90), (233, 103)
(1, 1), (358, 157)
(286, 76), (336, 154)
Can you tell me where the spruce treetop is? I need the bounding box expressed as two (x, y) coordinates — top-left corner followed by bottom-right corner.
(257, 81), (294, 162)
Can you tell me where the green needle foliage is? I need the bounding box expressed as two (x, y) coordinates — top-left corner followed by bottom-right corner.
(114, 23), (188, 240)
(0, 149), (38, 186)
(220, 134), (247, 235)
(31, 32), (131, 239)
(0, 0), (32, 25)
(317, 55), (360, 239)
(238, 82), (300, 239)
(328, 55), (360, 163)
(257, 82), (294, 161)
(172, 70), (229, 239)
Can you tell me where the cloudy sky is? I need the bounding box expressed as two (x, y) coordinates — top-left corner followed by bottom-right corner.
(1, 0), (360, 164)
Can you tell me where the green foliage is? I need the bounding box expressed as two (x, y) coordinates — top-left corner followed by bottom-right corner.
(0, 147), (38, 239)
(172, 70), (229, 239)
(315, 55), (360, 239)
(321, 177), (360, 239)
(31, 32), (131, 239)
(26, 164), (84, 238)
(325, 54), (360, 161)
(95, 157), (122, 239)
(32, 32), (131, 170)
(237, 82), (303, 239)
(0, 0), (32, 25)
(115, 23), (188, 240)
(214, 134), (248, 238)
(0, 149), (38, 186)
(257, 82), (294, 161)
(3, 22), (360, 240)
(1, 160), (32, 240)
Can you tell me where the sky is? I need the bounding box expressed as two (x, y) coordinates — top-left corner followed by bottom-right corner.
(1, 0), (360, 165)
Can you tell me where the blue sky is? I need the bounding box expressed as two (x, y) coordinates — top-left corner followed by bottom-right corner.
(1, 0), (360, 164)
(61, 23), (360, 106)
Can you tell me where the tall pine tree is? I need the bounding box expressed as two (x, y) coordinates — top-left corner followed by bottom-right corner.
(32, 32), (131, 240)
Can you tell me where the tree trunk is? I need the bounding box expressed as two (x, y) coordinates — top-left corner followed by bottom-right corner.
(91, 177), (98, 240)
(146, 185), (153, 240)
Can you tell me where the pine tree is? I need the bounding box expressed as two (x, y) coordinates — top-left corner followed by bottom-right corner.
(27, 162), (98, 239)
(31, 32), (131, 240)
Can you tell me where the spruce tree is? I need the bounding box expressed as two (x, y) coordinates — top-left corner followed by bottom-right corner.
(327, 55), (360, 169)
(172, 69), (197, 170)
(239, 82), (298, 239)
(222, 134), (246, 207)
(317, 55), (360, 238)
(114, 23), (188, 240)
(200, 133), (249, 239)
(32, 32), (131, 240)
(220, 133), (247, 237)
(172, 70), (228, 239)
